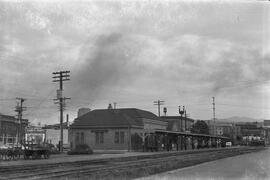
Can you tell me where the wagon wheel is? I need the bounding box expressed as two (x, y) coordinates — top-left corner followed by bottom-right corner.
(33, 151), (42, 160)
(24, 150), (31, 160)
(6, 150), (13, 161)
(24, 153), (29, 160)
(0, 151), (3, 160)
(19, 150), (22, 159)
(44, 151), (50, 159)
(13, 150), (20, 160)
(17, 151), (21, 160)
(2, 150), (8, 161)
(1, 152), (5, 161)
(32, 151), (38, 160)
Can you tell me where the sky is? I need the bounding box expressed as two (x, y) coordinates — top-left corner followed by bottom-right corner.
(0, 0), (269, 125)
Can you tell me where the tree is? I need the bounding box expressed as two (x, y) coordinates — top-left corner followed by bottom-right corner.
(191, 120), (209, 135)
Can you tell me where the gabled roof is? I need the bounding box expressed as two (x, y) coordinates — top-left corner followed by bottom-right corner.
(0, 114), (16, 120)
(70, 108), (162, 128)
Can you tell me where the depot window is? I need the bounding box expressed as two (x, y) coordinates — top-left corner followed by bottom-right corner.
(115, 131), (124, 144)
(95, 132), (104, 144)
(115, 132), (119, 144)
(75, 132), (80, 142)
(120, 132), (125, 144)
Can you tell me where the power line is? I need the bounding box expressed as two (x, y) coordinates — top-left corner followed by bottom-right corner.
(24, 87), (57, 118)
(0, 98), (15, 101)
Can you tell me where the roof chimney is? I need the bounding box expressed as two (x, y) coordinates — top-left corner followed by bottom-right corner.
(78, 108), (91, 117)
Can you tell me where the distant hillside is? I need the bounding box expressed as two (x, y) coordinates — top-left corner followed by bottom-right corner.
(218, 116), (262, 123)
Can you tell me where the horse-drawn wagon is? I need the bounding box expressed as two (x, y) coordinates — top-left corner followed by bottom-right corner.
(23, 142), (50, 159)
(0, 142), (51, 160)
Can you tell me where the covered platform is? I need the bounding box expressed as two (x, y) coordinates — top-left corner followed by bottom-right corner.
(141, 129), (230, 152)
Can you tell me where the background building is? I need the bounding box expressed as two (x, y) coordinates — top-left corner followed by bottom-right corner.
(43, 122), (69, 147)
(0, 113), (28, 145)
(206, 120), (266, 145)
(263, 120), (270, 145)
(25, 125), (45, 144)
(236, 122), (265, 145)
(206, 120), (241, 145)
(161, 116), (194, 132)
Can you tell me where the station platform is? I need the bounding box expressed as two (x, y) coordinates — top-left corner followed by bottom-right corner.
(0, 151), (147, 167)
(0, 147), (251, 167)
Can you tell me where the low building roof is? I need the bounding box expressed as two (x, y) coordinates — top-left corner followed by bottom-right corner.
(43, 122), (68, 129)
(0, 114), (28, 124)
(161, 116), (194, 122)
(70, 108), (162, 129)
(154, 129), (229, 139)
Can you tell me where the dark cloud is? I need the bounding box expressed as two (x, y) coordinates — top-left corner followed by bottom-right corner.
(68, 33), (147, 102)
(67, 31), (269, 107)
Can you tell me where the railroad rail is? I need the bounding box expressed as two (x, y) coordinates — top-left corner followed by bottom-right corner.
(0, 146), (266, 180)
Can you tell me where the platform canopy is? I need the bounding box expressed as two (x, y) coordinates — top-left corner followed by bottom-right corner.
(154, 129), (230, 139)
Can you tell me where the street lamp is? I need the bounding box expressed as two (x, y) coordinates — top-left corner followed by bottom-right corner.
(179, 106), (185, 150)
(179, 106), (185, 131)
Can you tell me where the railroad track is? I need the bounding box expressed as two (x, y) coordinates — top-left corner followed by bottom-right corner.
(0, 146), (266, 180)
(0, 146), (252, 172)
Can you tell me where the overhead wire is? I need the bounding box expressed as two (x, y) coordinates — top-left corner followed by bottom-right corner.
(24, 87), (58, 122)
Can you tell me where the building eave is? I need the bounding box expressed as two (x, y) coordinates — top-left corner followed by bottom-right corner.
(69, 125), (143, 129)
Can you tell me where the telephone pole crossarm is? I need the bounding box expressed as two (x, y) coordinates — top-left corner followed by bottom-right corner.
(153, 100), (165, 117)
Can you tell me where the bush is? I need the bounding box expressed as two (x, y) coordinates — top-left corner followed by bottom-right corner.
(67, 144), (93, 155)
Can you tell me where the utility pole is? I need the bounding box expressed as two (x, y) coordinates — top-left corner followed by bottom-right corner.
(212, 97), (216, 136)
(153, 100), (165, 117)
(15, 98), (26, 144)
(52, 71), (70, 153)
(66, 114), (69, 128)
(184, 108), (187, 132)
(184, 108), (188, 150)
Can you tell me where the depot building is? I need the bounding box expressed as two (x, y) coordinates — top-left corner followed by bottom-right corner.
(69, 108), (168, 151)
